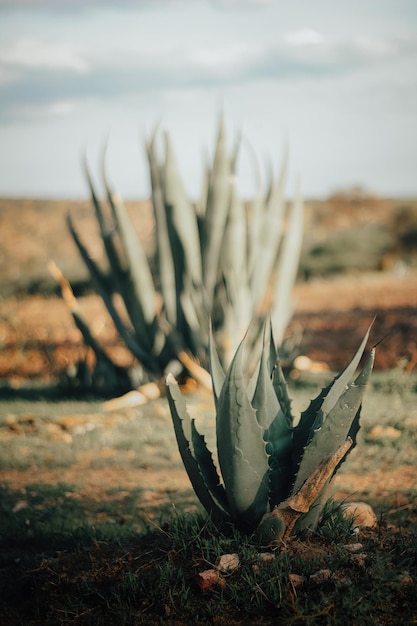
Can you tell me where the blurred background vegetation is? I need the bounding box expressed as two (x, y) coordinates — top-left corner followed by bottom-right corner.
(1, 190), (416, 299)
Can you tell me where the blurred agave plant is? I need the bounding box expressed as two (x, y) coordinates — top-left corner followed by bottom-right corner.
(166, 320), (375, 544)
(60, 115), (304, 389)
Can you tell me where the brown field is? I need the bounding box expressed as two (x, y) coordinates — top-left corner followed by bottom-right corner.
(1, 194), (416, 383)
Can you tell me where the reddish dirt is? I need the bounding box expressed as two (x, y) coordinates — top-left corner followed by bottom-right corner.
(1, 194), (417, 383)
(1, 272), (416, 385)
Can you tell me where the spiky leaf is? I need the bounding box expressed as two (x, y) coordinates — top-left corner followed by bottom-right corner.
(190, 420), (229, 513)
(216, 335), (269, 530)
(293, 348), (375, 495)
(166, 374), (230, 526)
(251, 340), (293, 507)
(291, 323), (373, 474)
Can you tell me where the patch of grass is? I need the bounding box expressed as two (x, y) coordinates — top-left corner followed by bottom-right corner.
(0, 369), (416, 623)
(0, 505), (416, 625)
(300, 223), (393, 278)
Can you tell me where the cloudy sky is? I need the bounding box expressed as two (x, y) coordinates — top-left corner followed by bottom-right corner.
(0, 0), (416, 200)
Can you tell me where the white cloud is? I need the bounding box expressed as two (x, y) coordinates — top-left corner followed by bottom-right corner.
(284, 28), (324, 47)
(185, 43), (262, 74)
(0, 0), (415, 198)
(5, 99), (80, 123)
(1, 38), (90, 73)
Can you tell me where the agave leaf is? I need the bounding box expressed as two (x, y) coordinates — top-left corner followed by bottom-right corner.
(250, 145), (288, 310)
(190, 420), (229, 513)
(281, 437), (354, 541)
(267, 318), (294, 426)
(196, 148), (210, 217)
(178, 286), (205, 357)
(209, 324), (226, 409)
(251, 337), (293, 507)
(220, 181), (252, 346)
(166, 374), (231, 526)
(316, 323), (373, 427)
(295, 403), (363, 533)
(292, 322), (373, 472)
(251, 332), (279, 430)
(100, 153), (162, 341)
(106, 181), (156, 327)
(270, 180), (304, 343)
(240, 137), (264, 277)
(82, 152), (112, 236)
(202, 113), (232, 306)
(216, 335), (269, 529)
(146, 129), (177, 326)
(230, 127), (242, 174)
(163, 131), (203, 286)
(83, 153), (130, 282)
(292, 348), (375, 496)
(67, 213), (160, 373)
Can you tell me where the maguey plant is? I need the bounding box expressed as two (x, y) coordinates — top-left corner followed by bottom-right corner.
(60, 115), (303, 389)
(166, 320), (375, 544)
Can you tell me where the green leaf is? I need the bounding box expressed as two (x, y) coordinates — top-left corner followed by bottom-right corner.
(216, 335), (269, 530)
(209, 324), (226, 409)
(293, 348), (375, 495)
(163, 131), (203, 286)
(270, 179), (304, 343)
(250, 144), (288, 311)
(292, 322), (373, 474)
(190, 420), (229, 513)
(146, 129), (177, 326)
(251, 335), (293, 507)
(202, 113), (232, 306)
(267, 318), (294, 426)
(220, 180), (252, 358)
(166, 374), (230, 526)
(67, 213), (160, 373)
(84, 153), (128, 281)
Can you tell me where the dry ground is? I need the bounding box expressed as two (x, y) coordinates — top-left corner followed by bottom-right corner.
(0, 195), (416, 624)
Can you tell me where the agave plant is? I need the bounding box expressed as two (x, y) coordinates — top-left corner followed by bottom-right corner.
(166, 320), (375, 544)
(62, 115), (304, 388)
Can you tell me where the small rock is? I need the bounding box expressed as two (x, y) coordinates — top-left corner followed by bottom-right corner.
(103, 391), (148, 411)
(288, 573), (304, 588)
(258, 552), (275, 563)
(138, 382), (161, 400)
(293, 355), (329, 373)
(195, 569), (225, 591)
(396, 571), (413, 586)
(341, 502), (377, 528)
(215, 553), (240, 573)
(12, 500), (28, 513)
(333, 572), (353, 587)
(310, 569), (332, 584)
(349, 553), (367, 568)
(341, 543), (363, 553)
(366, 425), (401, 441)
